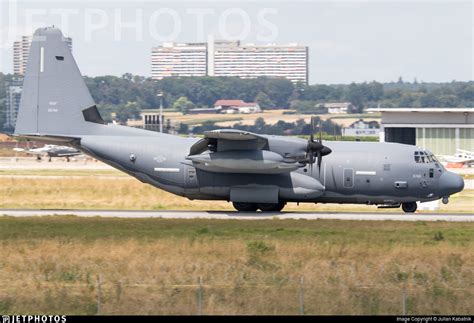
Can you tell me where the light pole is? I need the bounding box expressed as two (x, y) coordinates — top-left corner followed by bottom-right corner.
(157, 92), (163, 133)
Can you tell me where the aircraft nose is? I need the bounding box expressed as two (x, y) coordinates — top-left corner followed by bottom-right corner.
(439, 171), (464, 196)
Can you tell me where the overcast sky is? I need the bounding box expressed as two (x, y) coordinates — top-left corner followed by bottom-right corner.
(0, 0), (472, 84)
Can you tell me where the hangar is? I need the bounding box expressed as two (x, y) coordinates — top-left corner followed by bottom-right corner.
(368, 108), (474, 156)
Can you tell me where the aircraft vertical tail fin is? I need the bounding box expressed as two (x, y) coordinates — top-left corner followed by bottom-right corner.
(14, 27), (105, 137)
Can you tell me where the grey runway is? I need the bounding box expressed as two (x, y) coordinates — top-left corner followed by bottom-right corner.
(1, 209), (473, 222)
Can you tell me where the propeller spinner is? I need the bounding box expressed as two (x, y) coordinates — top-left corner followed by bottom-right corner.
(306, 117), (332, 173)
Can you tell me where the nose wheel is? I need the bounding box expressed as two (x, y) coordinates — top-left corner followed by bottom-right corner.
(402, 202), (417, 213)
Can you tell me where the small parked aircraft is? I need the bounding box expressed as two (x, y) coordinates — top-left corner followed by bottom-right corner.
(441, 149), (474, 167)
(13, 144), (81, 161)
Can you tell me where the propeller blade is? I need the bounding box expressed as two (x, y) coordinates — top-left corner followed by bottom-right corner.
(317, 150), (322, 173)
(318, 120), (322, 143)
(311, 116), (317, 138)
(305, 116), (331, 170)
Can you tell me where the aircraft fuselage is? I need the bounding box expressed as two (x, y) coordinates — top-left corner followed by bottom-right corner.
(75, 125), (464, 209)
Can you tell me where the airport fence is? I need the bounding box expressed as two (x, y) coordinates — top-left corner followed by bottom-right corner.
(1, 275), (472, 315)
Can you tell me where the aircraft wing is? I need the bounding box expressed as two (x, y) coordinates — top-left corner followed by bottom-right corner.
(187, 129), (301, 174)
(457, 149), (473, 155)
(442, 155), (474, 164)
(55, 152), (82, 157)
(203, 129), (266, 141)
(189, 129), (268, 155)
(18, 149), (47, 156)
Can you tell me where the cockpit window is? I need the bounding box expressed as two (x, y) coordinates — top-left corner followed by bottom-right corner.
(414, 151), (439, 164)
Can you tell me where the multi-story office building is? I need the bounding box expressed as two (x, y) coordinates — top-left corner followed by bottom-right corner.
(4, 78), (23, 131)
(212, 42), (308, 84)
(13, 35), (72, 75)
(13, 36), (32, 75)
(151, 39), (308, 84)
(151, 42), (207, 79)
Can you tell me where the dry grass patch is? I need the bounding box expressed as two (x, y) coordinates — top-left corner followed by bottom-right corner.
(0, 176), (472, 213)
(0, 217), (472, 314)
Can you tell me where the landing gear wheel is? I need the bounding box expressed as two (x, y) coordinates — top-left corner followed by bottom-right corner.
(233, 202), (258, 212)
(402, 202), (417, 213)
(258, 202), (286, 212)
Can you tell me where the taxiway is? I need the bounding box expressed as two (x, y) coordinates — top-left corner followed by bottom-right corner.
(1, 209), (473, 222)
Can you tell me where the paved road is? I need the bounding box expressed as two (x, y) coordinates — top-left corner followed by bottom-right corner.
(1, 209), (473, 222)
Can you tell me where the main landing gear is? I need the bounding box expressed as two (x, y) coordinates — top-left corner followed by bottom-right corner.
(401, 202), (417, 213)
(232, 202), (286, 212)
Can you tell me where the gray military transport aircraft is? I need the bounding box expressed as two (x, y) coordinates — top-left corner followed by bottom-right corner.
(13, 27), (464, 213)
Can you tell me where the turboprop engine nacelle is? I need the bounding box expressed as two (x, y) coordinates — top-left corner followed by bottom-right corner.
(186, 150), (300, 174)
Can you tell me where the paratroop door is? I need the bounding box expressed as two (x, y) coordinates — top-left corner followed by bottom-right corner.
(343, 168), (354, 188)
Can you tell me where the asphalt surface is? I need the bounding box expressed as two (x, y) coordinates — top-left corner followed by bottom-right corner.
(1, 209), (473, 222)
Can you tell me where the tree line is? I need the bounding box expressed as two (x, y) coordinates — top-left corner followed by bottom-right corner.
(191, 117), (342, 137)
(0, 72), (473, 131)
(85, 75), (474, 118)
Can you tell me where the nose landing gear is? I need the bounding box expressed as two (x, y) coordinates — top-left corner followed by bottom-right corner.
(442, 196), (449, 204)
(402, 202), (417, 213)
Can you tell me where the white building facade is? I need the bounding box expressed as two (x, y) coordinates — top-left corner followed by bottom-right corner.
(151, 39), (308, 84)
(212, 42), (308, 84)
(151, 42), (207, 79)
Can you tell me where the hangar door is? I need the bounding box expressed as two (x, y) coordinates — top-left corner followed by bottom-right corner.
(385, 127), (416, 145)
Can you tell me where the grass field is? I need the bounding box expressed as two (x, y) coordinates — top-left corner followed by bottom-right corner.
(0, 216), (472, 315)
(163, 110), (381, 128)
(0, 168), (126, 177)
(0, 134), (11, 142)
(0, 176), (472, 212)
